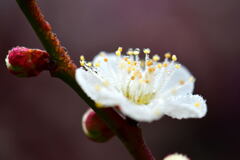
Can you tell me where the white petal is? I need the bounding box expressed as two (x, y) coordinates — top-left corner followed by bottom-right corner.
(160, 65), (195, 96)
(75, 68), (124, 106)
(119, 99), (164, 122)
(93, 52), (122, 86)
(164, 153), (190, 160)
(162, 94), (207, 119)
(93, 52), (119, 64)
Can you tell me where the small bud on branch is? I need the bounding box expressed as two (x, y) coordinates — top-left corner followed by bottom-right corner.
(82, 108), (114, 142)
(6, 46), (49, 77)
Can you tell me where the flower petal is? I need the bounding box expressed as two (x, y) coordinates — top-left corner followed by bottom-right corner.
(160, 65), (195, 96)
(93, 52), (122, 87)
(162, 94), (207, 119)
(75, 68), (124, 106)
(119, 99), (164, 122)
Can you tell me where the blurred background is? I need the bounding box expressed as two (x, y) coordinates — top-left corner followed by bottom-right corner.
(0, 0), (239, 160)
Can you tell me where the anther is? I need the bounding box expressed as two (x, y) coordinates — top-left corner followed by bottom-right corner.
(95, 102), (103, 108)
(153, 55), (160, 61)
(189, 76), (195, 82)
(146, 60), (153, 66)
(127, 67), (132, 72)
(86, 62), (92, 67)
(164, 52), (171, 58)
(133, 48), (140, 55)
(127, 48), (133, 55)
(115, 51), (121, 56)
(179, 80), (185, 85)
(80, 55), (85, 61)
(145, 80), (150, 83)
(99, 52), (106, 57)
(148, 67), (156, 73)
(94, 62), (100, 67)
(117, 47), (123, 52)
(143, 48), (151, 54)
(95, 85), (101, 91)
(157, 63), (162, 68)
(194, 102), (200, 107)
(104, 58), (108, 62)
(123, 57), (129, 61)
(163, 62), (168, 67)
(171, 55), (177, 61)
(175, 64), (181, 69)
(103, 81), (110, 86)
(80, 61), (85, 66)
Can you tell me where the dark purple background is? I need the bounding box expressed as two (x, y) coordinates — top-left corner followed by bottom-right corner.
(0, 0), (239, 160)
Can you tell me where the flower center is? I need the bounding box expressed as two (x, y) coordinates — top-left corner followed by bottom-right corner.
(80, 47), (182, 105)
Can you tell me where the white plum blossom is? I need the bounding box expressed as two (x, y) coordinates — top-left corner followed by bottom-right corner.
(163, 153), (190, 160)
(75, 47), (207, 122)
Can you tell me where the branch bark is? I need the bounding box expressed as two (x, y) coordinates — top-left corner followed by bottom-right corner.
(16, 0), (155, 159)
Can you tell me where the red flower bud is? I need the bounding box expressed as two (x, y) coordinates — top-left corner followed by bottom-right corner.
(5, 46), (49, 77)
(82, 108), (114, 142)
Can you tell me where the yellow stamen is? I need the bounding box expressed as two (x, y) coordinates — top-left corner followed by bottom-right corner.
(104, 58), (108, 62)
(124, 57), (129, 61)
(139, 79), (145, 83)
(175, 64), (181, 69)
(95, 85), (101, 91)
(95, 102), (103, 108)
(171, 55), (177, 61)
(157, 63), (162, 68)
(99, 52), (106, 57)
(94, 62), (100, 67)
(153, 55), (160, 61)
(115, 51), (121, 56)
(163, 62), (168, 67)
(127, 67), (132, 72)
(80, 55), (85, 61)
(103, 80), (109, 86)
(146, 60), (153, 66)
(127, 49), (133, 55)
(140, 61), (145, 67)
(189, 76), (195, 82)
(145, 80), (150, 83)
(131, 76), (135, 80)
(179, 80), (185, 85)
(133, 49), (140, 55)
(148, 67), (156, 73)
(143, 48), (151, 54)
(117, 47), (123, 52)
(80, 61), (85, 66)
(194, 102), (200, 107)
(164, 52), (171, 58)
(133, 71), (142, 79)
(86, 62), (92, 67)
(131, 67), (136, 71)
(171, 89), (177, 94)
(132, 61), (137, 66)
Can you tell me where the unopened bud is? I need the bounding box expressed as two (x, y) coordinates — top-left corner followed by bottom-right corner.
(163, 153), (190, 160)
(82, 108), (114, 142)
(5, 46), (49, 77)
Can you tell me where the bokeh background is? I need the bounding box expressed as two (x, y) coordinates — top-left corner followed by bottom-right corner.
(1, 0), (239, 160)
